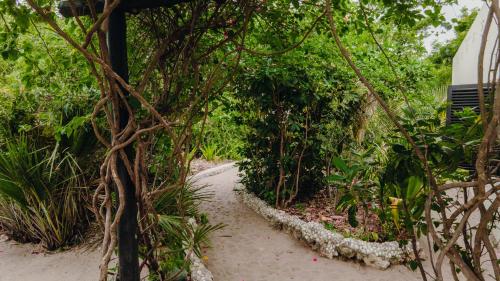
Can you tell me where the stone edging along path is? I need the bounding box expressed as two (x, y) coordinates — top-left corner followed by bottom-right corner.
(186, 218), (214, 281)
(190, 162), (237, 182)
(187, 162), (237, 281)
(189, 161), (415, 278)
(236, 188), (415, 270)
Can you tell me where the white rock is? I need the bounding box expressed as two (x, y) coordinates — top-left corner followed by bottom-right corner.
(237, 188), (416, 270)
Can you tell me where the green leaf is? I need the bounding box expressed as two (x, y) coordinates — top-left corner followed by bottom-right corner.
(347, 205), (358, 228)
(332, 157), (348, 173)
(433, 243), (439, 253)
(406, 176), (423, 201)
(326, 174), (345, 182)
(409, 260), (418, 271)
(337, 193), (355, 211)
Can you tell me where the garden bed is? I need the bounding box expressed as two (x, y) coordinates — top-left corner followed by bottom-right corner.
(237, 187), (416, 270)
(283, 189), (384, 242)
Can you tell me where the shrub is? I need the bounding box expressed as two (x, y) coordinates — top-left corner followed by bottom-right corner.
(236, 52), (362, 207)
(327, 156), (378, 230)
(0, 136), (91, 250)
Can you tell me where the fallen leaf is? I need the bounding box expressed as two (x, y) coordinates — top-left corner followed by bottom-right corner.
(320, 215), (332, 222)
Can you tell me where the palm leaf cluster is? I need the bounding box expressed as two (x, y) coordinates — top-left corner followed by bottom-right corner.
(0, 136), (90, 250)
(152, 183), (223, 275)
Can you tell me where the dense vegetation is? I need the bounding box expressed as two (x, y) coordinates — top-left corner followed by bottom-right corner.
(237, 46), (361, 206)
(0, 0), (498, 281)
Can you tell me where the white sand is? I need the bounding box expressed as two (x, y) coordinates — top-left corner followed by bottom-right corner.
(198, 167), (426, 281)
(1, 165), (473, 281)
(0, 238), (100, 281)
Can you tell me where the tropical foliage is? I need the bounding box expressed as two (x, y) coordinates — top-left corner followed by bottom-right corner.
(0, 0), (498, 281)
(0, 137), (91, 250)
(236, 48), (361, 207)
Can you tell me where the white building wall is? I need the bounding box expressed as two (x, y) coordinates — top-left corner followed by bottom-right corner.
(452, 4), (499, 85)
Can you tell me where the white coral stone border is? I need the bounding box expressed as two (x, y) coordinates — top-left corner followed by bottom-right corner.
(236, 185), (415, 270)
(189, 161), (413, 277)
(186, 219), (214, 281)
(189, 162), (237, 182)
(186, 162), (236, 281)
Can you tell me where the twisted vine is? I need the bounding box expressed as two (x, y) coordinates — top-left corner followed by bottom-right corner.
(25, 1), (256, 280)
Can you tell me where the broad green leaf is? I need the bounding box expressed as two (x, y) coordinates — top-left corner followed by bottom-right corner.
(332, 157), (349, 173)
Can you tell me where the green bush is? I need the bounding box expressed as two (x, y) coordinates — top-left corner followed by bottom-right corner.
(236, 51), (362, 207)
(0, 136), (91, 250)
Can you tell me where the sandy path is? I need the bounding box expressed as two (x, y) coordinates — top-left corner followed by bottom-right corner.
(0, 164), (449, 281)
(0, 239), (100, 281)
(198, 167), (424, 281)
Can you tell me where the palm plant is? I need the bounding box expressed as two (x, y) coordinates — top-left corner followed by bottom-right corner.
(154, 183), (213, 217)
(0, 136), (90, 250)
(200, 143), (220, 161)
(146, 182), (223, 278)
